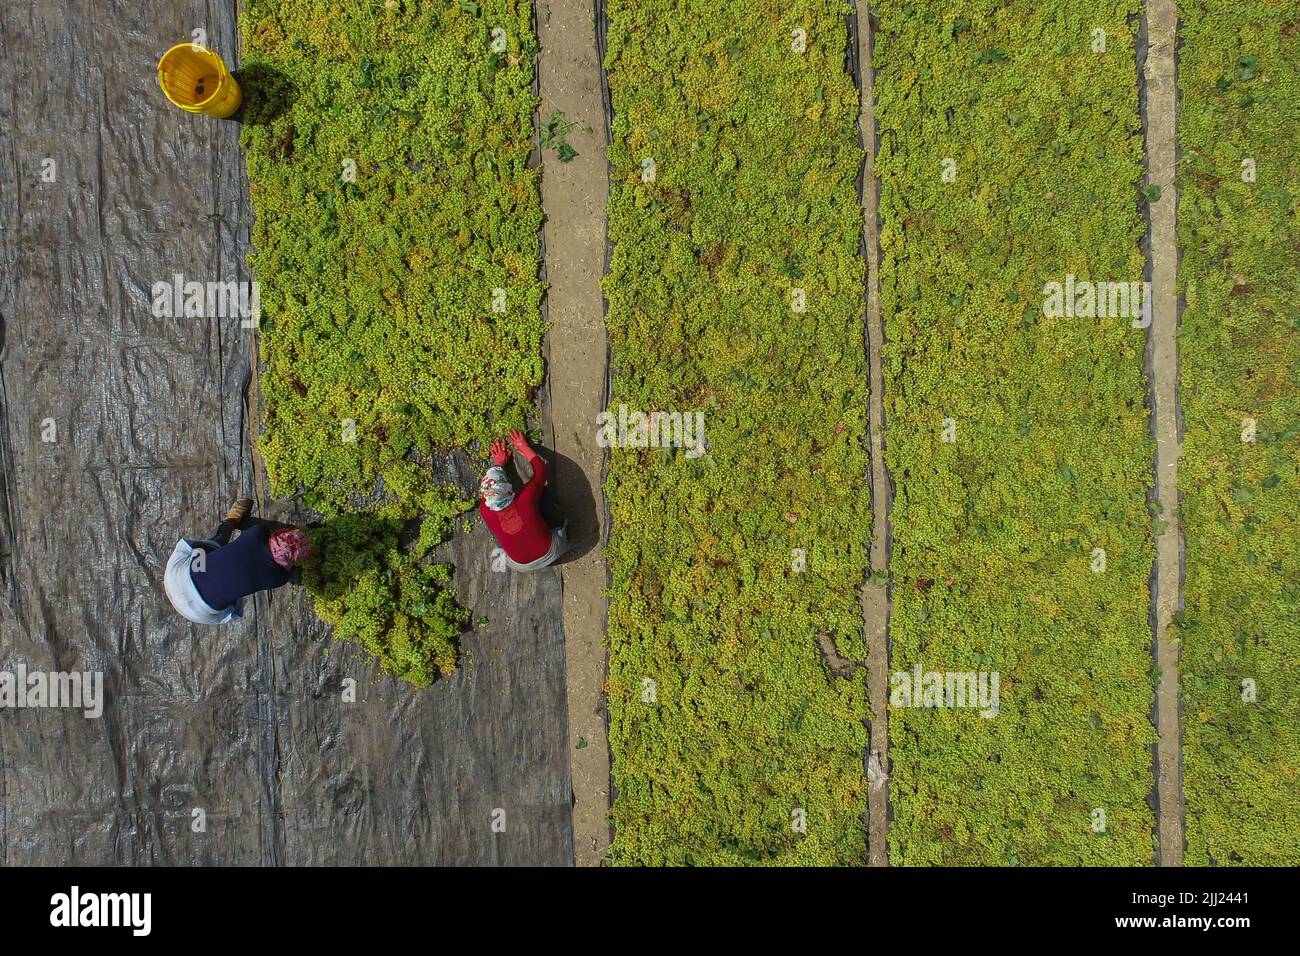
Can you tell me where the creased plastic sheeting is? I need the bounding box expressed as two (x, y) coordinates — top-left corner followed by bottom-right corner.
(0, 0), (573, 866)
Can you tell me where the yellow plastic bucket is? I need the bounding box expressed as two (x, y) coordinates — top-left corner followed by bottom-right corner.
(157, 43), (241, 118)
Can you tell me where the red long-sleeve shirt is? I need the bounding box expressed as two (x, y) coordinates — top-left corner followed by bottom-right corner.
(480, 452), (552, 564)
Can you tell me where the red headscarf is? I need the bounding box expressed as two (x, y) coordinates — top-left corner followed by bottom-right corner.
(269, 527), (317, 569)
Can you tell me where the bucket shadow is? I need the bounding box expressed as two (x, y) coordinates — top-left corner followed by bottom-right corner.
(232, 63), (297, 125)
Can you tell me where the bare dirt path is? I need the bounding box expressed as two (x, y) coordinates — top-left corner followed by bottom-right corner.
(854, 1), (891, 868)
(1143, 0), (1186, 867)
(536, 0), (613, 866)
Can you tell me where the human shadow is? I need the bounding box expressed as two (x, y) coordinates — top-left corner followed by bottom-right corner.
(232, 63), (297, 126)
(542, 446), (599, 566)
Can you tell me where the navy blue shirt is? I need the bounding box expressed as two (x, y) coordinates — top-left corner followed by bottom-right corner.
(191, 523), (290, 611)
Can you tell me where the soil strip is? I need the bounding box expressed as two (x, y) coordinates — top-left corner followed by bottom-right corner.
(536, 0), (614, 866)
(1142, 0), (1186, 867)
(854, 1), (892, 868)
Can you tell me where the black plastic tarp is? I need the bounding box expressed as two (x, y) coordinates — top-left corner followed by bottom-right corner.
(0, 0), (573, 866)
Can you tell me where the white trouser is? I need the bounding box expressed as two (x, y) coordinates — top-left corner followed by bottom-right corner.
(163, 539), (242, 625)
(506, 526), (569, 572)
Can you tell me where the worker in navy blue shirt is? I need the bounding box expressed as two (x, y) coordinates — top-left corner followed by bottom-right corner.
(164, 497), (316, 625)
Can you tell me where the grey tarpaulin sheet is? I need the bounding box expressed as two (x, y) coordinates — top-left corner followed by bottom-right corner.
(0, 0), (573, 865)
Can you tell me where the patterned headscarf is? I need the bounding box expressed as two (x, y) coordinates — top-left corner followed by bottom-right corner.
(269, 527), (317, 569)
(479, 466), (515, 512)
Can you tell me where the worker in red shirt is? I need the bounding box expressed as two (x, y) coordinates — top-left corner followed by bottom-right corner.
(479, 429), (568, 571)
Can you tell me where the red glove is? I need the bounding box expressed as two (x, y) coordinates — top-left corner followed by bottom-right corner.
(509, 428), (532, 455)
(490, 439), (510, 466)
